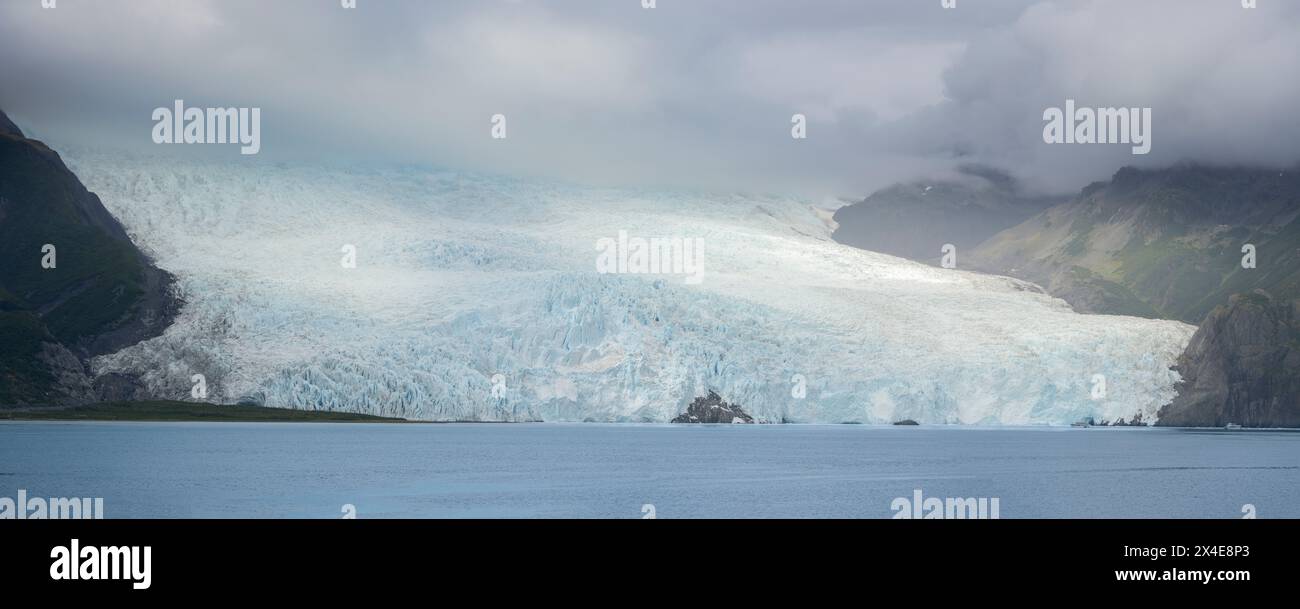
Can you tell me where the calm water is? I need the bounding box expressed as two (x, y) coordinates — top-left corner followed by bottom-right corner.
(1, 422), (1297, 518)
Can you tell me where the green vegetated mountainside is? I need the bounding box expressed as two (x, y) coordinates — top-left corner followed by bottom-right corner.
(832, 164), (1064, 265)
(0, 109), (177, 406)
(970, 165), (1300, 324)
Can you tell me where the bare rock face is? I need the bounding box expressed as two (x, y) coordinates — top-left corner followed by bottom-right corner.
(1157, 291), (1300, 428)
(93, 372), (147, 402)
(671, 391), (754, 424)
(36, 342), (96, 403)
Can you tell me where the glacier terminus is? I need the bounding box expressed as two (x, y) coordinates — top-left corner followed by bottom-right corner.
(68, 154), (1195, 425)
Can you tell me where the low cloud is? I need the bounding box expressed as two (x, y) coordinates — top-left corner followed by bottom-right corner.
(1, 0), (1297, 198)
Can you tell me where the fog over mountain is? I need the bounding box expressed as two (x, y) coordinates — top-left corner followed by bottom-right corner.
(2, 0), (1298, 197)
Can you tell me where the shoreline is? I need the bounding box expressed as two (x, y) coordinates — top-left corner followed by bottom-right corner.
(1, 403), (1297, 430)
(0, 401), (410, 423)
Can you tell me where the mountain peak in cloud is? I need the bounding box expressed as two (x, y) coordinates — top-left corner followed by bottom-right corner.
(0, 109), (24, 139)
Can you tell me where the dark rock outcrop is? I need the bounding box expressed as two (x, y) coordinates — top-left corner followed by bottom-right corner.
(671, 391), (754, 424)
(92, 372), (147, 403)
(0, 111), (23, 138)
(1157, 291), (1300, 428)
(36, 342), (96, 402)
(0, 108), (179, 406)
(1103, 413), (1148, 427)
(892, 419), (919, 426)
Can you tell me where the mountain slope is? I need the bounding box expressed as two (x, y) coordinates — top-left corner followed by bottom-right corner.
(832, 165), (1062, 266)
(0, 110), (177, 406)
(971, 165), (1300, 323)
(63, 151), (1194, 424)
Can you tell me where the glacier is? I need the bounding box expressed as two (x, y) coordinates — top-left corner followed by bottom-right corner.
(63, 152), (1196, 424)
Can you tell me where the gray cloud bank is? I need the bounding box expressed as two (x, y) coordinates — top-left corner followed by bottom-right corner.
(2, 0), (1298, 198)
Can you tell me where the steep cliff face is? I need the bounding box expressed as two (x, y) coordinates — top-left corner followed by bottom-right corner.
(0, 109), (178, 406)
(1157, 291), (1300, 428)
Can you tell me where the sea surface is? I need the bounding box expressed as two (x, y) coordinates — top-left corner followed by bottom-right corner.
(1, 422), (1297, 518)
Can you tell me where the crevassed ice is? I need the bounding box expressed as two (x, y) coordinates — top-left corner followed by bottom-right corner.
(67, 153), (1195, 424)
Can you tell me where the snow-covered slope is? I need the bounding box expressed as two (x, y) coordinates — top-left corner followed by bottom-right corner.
(66, 153), (1195, 424)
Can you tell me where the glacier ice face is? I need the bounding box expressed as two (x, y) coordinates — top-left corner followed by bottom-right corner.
(66, 152), (1195, 424)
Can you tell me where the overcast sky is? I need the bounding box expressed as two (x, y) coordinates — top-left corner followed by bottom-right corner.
(2, 0), (1298, 198)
